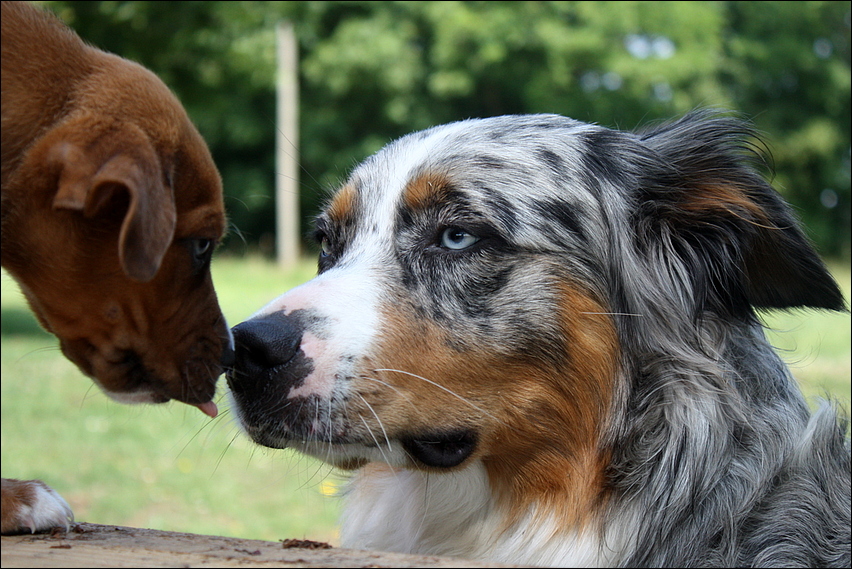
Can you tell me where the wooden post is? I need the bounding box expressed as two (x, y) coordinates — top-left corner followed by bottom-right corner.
(276, 21), (299, 267)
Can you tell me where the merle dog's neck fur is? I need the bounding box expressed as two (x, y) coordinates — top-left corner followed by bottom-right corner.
(594, 112), (849, 567)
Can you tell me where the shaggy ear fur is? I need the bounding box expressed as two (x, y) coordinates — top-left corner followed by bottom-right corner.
(634, 111), (845, 317)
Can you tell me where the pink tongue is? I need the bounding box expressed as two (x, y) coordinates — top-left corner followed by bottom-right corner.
(194, 401), (219, 418)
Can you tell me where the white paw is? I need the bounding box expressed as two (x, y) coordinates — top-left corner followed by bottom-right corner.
(27, 483), (74, 532)
(5, 480), (75, 534)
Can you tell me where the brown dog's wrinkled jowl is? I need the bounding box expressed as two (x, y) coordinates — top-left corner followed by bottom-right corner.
(1, 1), (233, 534)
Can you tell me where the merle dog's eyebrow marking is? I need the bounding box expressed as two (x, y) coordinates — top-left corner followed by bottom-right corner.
(327, 183), (359, 227)
(479, 184), (520, 234)
(402, 172), (459, 212)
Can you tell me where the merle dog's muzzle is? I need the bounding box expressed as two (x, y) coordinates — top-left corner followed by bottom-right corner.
(225, 313), (318, 447)
(226, 313), (479, 469)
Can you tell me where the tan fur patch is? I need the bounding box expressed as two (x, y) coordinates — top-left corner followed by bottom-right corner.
(368, 282), (619, 533)
(402, 172), (453, 212)
(679, 183), (771, 228)
(327, 183), (357, 225)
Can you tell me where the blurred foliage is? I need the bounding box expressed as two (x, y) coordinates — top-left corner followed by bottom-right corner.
(41, 1), (851, 258)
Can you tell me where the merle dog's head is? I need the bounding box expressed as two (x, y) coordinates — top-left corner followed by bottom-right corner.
(226, 111), (843, 481)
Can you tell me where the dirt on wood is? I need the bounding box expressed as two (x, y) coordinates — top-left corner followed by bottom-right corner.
(1, 522), (523, 568)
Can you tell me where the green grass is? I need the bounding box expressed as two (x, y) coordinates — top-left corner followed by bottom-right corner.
(2, 255), (343, 543)
(759, 262), (851, 412)
(2, 255), (850, 544)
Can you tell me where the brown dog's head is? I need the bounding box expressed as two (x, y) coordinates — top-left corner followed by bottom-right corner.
(2, 50), (232, 414)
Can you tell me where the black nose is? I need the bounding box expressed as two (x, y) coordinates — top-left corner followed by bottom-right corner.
(229, 314), (302, 380)
(220, 335), (236, 368)
(226, 313), (310, 447)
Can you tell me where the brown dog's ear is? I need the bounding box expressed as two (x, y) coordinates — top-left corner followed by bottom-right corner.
(50, 135), (177, 283)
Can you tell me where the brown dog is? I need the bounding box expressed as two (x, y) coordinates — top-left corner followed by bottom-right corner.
(1, 1), (233, 534)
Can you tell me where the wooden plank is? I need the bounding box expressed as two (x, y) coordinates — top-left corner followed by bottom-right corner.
(1, 522), (520, 568)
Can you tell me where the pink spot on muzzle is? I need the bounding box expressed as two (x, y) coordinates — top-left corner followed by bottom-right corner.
(286, 331), (338, 400)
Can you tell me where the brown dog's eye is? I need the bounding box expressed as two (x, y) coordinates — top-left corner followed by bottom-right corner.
(187, 238), (215, 273)
(182, 238), (215, 275)
(193, 239), (212, 258)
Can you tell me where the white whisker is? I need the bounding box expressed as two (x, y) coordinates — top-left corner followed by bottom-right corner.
(356, 395), (393, 454)
(373, 368), (511, 428)
(361, 375), (412, 402)
(579, 311), (644, 317)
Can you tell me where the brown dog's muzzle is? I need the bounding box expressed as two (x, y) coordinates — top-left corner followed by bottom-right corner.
(58, 312), (234, 412)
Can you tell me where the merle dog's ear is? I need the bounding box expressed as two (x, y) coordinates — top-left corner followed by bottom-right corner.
(634, 111), (845, 315)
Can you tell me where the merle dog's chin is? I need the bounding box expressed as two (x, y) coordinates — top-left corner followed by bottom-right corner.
(242, 425), (295, 450)
(236, 420), (480, 471)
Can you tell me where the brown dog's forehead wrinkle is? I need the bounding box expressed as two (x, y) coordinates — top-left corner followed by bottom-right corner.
(174, 205), (227, 239)
(83, 54), (222, 211)
(172, 135), (223, 206)
(80, 53), (183, 133)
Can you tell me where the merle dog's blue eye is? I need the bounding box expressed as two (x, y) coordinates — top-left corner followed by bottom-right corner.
(440, 227), (480, 250)
(320, 236), (332, 256)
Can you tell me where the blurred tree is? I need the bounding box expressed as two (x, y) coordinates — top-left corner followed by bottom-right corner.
(720, 1), (851, 259)
(42, 1), (281, 253)
(41, 1), (850, 258)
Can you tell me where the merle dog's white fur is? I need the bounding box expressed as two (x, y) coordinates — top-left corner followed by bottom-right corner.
(227, 111), (850, 567)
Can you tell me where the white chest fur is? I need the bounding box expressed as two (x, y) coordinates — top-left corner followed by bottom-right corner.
(338, 460), (613, 567)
